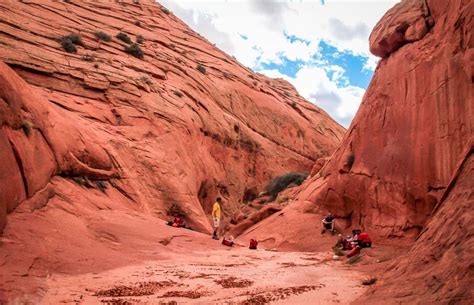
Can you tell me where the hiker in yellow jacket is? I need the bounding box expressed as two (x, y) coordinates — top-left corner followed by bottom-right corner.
(212, 197), (222, 240)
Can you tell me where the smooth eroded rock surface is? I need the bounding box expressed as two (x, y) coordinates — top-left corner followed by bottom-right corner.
(0, 0), (345, 301)
(0, 0), (344, 233)
(360, 143), (474, 304)
(242, 0), (473, 302)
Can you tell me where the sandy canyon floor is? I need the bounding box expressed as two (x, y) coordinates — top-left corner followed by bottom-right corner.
(40, 246), (371, 305)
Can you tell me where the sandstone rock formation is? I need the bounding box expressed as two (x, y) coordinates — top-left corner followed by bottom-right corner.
(0, 1), (345, 301)
(0, 0), (344, 235)
(240, 0), (473, 302)
(360, 141), (473, 304)
(243, 0), (472, 240)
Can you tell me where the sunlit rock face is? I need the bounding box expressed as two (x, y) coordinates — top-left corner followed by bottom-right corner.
(0, 0), (345, 235)
(240, 2), (473, 302)
(0, 1), (346, 300)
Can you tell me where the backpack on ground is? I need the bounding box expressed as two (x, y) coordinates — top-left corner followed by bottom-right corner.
(249, 239), (258, 250)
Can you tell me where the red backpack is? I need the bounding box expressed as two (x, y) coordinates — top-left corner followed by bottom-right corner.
(222, 238), (234, 247)
(249, 239), (258, 249)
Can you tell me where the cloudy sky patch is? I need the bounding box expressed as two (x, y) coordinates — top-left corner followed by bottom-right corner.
(160, 0), (398, 127)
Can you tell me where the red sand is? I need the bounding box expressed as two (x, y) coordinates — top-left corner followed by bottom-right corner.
(0, 0), (472, 304)
(40, 248), (368, 304)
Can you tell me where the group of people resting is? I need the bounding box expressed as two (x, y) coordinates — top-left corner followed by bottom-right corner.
(335, 229), (372, 257)
(168, 201), (372, 257)
(321, 213), (372, 258)
(167, 197), (259, 250)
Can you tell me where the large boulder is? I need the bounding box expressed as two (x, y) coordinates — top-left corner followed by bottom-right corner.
(369, 0), (433, 58)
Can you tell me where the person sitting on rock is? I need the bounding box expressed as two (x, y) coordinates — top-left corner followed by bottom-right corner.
(341, 234), (354, 250)
(167, 215), (186, 228)
(335, 234), (354, 251)
(351, 229), (360, 241)
(222, 235), (234, 247)
(356, 231), (372, 248)
(321, 213), (335, 234)
(346, 242), (361, 258)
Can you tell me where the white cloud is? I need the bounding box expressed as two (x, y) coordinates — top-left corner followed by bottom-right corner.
(261, 65), (365, 127)
(159, 0), (398, 126)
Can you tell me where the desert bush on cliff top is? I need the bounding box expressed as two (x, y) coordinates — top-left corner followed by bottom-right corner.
(196, 63), (206, 74)
(61, 33), (83, 45)
(264, 172), (308, 202)
(125, 43), (144, 59)
(59, 33), (83, 53)
(116, 32), (132, 44)
(94, 31), (112, 42)
(166, 203), (185, 217)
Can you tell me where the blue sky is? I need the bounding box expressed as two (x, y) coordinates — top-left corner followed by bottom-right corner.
(260, 40), (373, 88)
(160, 0), (398, 127)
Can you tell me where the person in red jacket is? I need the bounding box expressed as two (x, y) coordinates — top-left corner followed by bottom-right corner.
(346, 243), (361, 258)
(357, 231), (372, 248)
(166, 215), (186, 228)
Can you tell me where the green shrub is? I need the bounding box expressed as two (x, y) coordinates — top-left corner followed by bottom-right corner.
(166, 203), (185, 216)
(116, 32), (132, 44)
(61, 33), (83, 46)
(161, 7), (170, 14)
(94, 31), (112, 42)
(196, 63), (206, 74)
(264, 172), (308, 202)
(124, 43), (144, 59)
(95, 181), (107, 193)
(61, 40), (76, 53)
(72, 176), (86, 186)
(59, 34), (83, 53)
(136, 35), (144, 44)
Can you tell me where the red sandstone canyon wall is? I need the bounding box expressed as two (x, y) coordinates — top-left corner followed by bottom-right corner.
(0, 0), (345, 235)
(243, 0), (472, 244)
(239, 0), (473, 302)
(360, 141), (473, 304)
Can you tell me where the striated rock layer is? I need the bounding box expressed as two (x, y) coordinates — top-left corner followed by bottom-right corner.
(244, 0), (472, 240)
(0, 0), (344, 234)
(361, 142), (474, 304)
(241, 0), (473, 302)
(0, 0), (345, 301)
